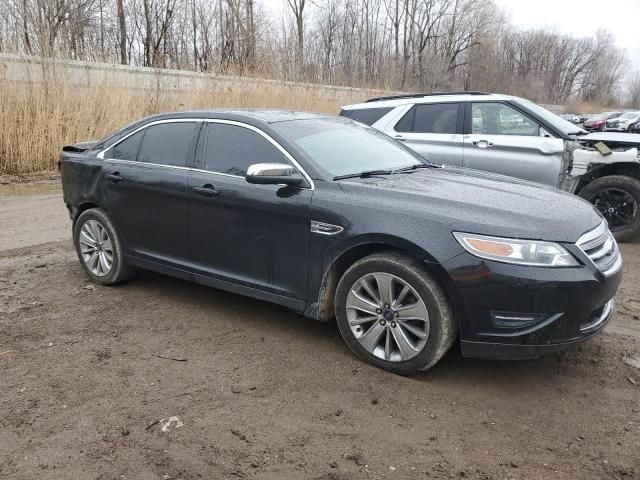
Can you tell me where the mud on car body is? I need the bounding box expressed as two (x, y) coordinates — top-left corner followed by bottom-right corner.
(341, 93), (640, 242)
(59, 111), (622, 373)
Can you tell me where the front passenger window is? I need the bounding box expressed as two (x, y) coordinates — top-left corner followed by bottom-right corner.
(471, 103), (539, 136)
(203, 123), (288, 176)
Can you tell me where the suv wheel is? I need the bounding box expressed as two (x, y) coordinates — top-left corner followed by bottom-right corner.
(579, 175), (640, 242)
(74, 208), (134, 285)
(335, 252), (457, 373)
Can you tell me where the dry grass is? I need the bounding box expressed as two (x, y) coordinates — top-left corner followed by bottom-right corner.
(0, 76), (377, 175)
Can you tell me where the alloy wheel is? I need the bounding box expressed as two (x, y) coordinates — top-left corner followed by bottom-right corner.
(591, 188), (638, 232)
(346, 272), (430, 362)
(79, 219), (113, 276)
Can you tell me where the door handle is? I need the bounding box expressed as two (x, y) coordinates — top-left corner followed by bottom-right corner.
(394, 135), (406, 142)
(192, 184), (219, 197)
(472, 140), (494, 149)
(106, 172), (123, 182)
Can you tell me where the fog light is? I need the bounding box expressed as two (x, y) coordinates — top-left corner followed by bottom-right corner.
(490, 311), (546, 329)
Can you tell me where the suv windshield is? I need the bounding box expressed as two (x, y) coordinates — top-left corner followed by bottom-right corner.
(273, 118), (425, 177)
(513, 98), (585, 135)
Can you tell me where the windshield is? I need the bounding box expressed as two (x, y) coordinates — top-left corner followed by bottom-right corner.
(513, 98), (585, 135)
(272, 117), (425, 177)
(620, 112), (639, 120)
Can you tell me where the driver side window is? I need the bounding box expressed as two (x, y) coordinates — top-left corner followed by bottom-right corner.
(471, 103), (540, 136)
(202, 123), (290, 176)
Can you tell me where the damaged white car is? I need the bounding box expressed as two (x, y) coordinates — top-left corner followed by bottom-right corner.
(340, 93), (640, 241)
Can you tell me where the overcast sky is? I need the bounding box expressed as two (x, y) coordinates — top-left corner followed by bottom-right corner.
(493, 0), (640, 71)
(265, 0), (639, 72)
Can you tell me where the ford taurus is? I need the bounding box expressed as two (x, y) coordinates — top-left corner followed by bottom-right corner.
(59, 110), (622, 373)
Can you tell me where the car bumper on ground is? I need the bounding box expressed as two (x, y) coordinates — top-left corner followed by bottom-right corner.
(442, 250), (623, 360)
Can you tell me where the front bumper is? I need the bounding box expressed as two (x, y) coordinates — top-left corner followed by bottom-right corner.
(605, 126), (628, 132)
(442, 249), (622, 360)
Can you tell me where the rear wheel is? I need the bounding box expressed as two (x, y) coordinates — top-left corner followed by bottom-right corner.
(74, 208), (134, 285)
(335, 252), (457, 373)
(579, 175), (640, 242)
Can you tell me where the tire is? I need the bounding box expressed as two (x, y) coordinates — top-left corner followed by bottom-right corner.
(335, 251), (457, 374)
(578, 175), (640, 242)
(73, 208), (135, 285)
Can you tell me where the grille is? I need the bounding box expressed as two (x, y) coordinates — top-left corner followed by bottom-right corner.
(577, 221), (621, 276)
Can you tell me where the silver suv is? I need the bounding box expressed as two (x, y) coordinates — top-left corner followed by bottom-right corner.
(341, 92), (640, 241)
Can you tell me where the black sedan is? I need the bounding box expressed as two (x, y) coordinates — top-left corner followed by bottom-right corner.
(59, 110), (622, 373)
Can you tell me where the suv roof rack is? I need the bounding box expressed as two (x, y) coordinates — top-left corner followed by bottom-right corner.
(364, 91), (489, 103)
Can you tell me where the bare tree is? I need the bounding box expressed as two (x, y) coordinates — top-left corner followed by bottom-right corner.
(0, 0), (633, 106)
(627, 73), (640, 108)
(286, 0), (305, 71)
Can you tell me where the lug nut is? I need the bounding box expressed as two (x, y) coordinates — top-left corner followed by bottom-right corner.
(384, 303), (390, 308)
(380, 319), (386, 326)
(376, 309), (382, 314)
(391, 322), (397, 328)
(394, 311), (399, 317)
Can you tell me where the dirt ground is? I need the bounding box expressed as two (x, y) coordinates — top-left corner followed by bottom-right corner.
(1, 183), (639, 480)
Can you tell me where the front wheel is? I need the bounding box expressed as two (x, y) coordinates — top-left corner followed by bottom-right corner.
(579, 175), (640, 242)
(335, 252), (457, 374)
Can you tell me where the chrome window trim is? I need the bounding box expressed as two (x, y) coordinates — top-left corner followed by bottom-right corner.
(98, 117), (315, 190)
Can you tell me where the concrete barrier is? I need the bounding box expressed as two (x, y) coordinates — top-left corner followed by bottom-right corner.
(0, 53), (396, 101)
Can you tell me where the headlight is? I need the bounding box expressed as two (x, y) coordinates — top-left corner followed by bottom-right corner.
(453, 232), (579, 267)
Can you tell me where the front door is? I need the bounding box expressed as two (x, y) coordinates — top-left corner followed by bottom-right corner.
(463, 102), (564, 186)
(102, 120), (200, 267)
(188, 121), (312, 305)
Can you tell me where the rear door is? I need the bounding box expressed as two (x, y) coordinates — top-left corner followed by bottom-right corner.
(102, 120), (200, 267)
(387, 103), (464, 166)
(187, 121), (312, 306)
(463, 102), (564, 186)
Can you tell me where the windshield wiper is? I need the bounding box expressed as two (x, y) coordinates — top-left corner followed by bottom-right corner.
(333, 169), (395, 180)
(394, 162), (443, 172)
(570, 130), (589, 136)
(333, 163), (443, 180)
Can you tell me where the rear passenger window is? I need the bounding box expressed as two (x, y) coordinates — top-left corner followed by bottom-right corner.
(137, 122), (198, 166)
(203, 123), (287, 176)
(395, 103), (459, 134)
(107, 130), (144, 161)
(343, 107), (392, 126)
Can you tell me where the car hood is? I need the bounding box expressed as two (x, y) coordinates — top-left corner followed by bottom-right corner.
(338, 167), (602, 243)
(578, 131), (640, 145)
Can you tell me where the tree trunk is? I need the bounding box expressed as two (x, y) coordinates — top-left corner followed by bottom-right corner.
(116, 0), (127, 64)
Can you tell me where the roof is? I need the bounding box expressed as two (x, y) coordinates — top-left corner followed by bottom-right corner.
(342, 92), (520, 110)
(139, 109), (332, 124)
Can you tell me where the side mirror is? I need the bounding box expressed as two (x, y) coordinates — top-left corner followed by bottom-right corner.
(245, 163), (304, 187)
